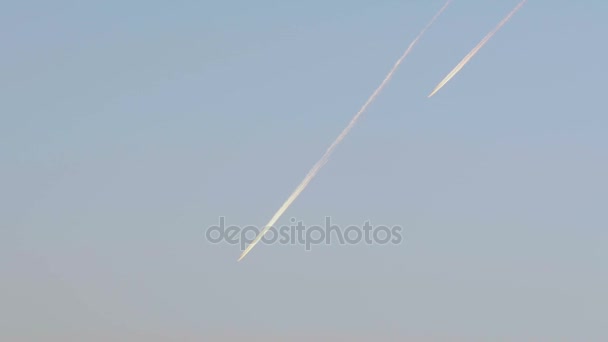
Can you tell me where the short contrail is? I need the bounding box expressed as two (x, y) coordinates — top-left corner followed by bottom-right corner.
(238, 0), (453, 262)
(428, 0), (527, 98)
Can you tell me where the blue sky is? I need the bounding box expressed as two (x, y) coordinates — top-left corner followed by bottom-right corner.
(2, 1), (607, 340)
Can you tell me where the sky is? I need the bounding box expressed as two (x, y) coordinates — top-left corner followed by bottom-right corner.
(1, 1), (607, 341)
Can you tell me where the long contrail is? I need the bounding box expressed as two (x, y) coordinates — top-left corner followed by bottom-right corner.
(238, 0), (453, 262)
(428, 0), (527, 98)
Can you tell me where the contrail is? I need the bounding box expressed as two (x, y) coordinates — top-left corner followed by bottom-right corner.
(238, 0), (453, 262)
(428, 0), (527, 98)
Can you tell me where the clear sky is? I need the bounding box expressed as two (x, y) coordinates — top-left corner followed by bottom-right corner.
(2, 1), (607, 340)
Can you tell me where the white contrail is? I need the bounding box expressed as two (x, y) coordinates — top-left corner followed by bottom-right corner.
(428, 0), (527, 98)
(238, 0), (453, 262)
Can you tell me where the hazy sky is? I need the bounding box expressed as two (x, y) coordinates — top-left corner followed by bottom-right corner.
(2, 1), (607, 341)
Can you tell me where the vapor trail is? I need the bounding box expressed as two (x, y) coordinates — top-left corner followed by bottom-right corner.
(428, 0), (527, 98)
(238, 0), (453, 262)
